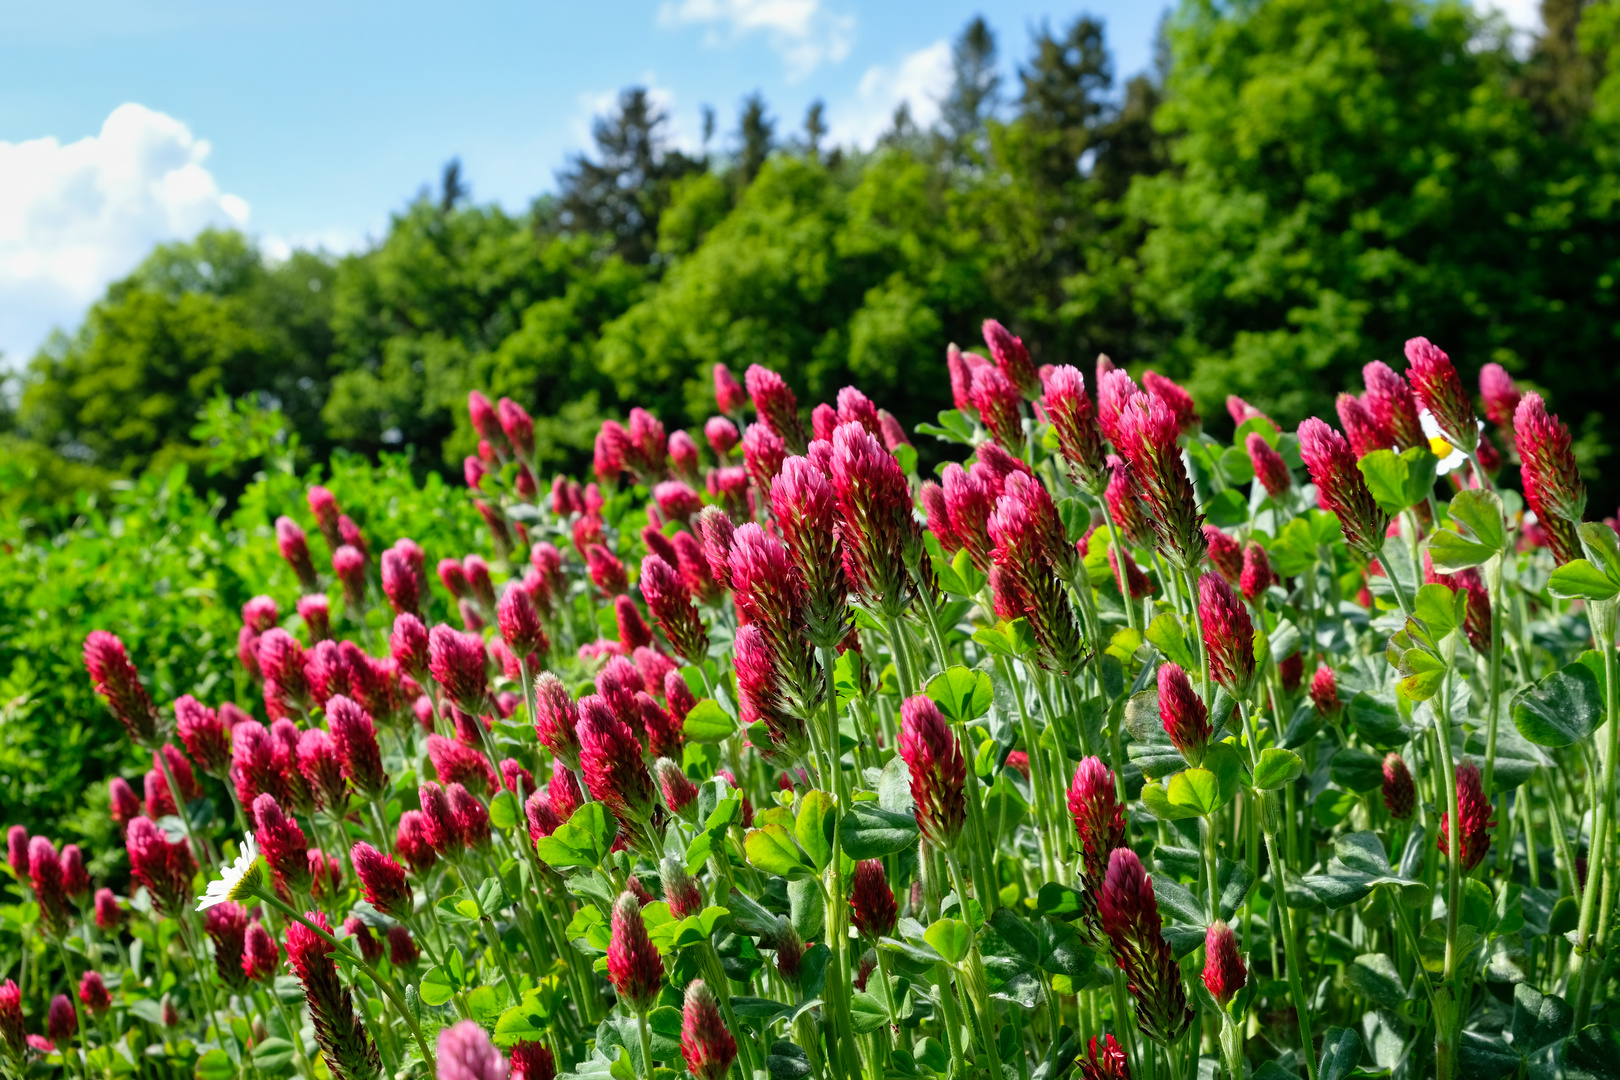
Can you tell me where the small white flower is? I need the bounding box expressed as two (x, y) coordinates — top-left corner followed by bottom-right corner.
(1418, 409), (1479, 476)
(196, 833), (263, 910)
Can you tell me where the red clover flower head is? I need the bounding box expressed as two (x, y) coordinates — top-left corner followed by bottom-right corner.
(285, 910), (381, 1080)
(230, 720), (280, 809)
(109, 778), (141, 829)
(125, 817), (195, 917)
(204, 902), (250, 991)
(681, 979), (738, 1080)
(1141, 370), (1199, 435)
(1335, 393), (1393, 459)
(59, 845), (88, 898)
(655, 758), (699, 820)
(1382, 753), (1415, 820)
(446, 783), (491, 849)
(849, 859), (899, 940)
(614, 595), (653, 653)
(1297, 417), (1389, 555)
(714, 363), (747, 415)
(497, 585), (548, 659)
(1245, 432), (1291, 498)
(668, 431), (700, 480)
(437, 1021), (507, 1080)
(1098, 847), (1193, 1046)
(426, 734), (494, 795)
(1515, 392), (1586, 565)
(608, 891), (665, 1010)
(585, 544), (629, 596)
(983, 318), (1040, 398)
(1068, 757), (1128, 886)
(276, 517), (319, 592)
(942, 463), (995, 572)
(1479, 363), (1521, 428)
(332, 545), (366, 609)
(0, 980), (21, 1058)
(745, 365), (807, 453)
(836, 385), (881, 434)
(253, 793), (312, 894)
(771, 454), (850, 648)
(1201, 920), (1247, 1008)
(78, 971), (111, 1016)
(83, 630), (160, 746)
(532, 673), (582, 767)
(705, 415), (740, 457)
(971, 364), (1023, 450)
(1043, 364), (1108, 489)
(427, 625), (488, 710)
(1309, 666), (1340, 717)
(878, 409), (910, 450)
(298, 728), (348, 814)
(47, 995), (74, 1044)
(28, 837), (69, 936)
(380, 548), (420, 616)
(94, 887), (123, 932)
(326, 696), (388, 798)
(1096, 369), (1139, 447)
(1114, 392), (1206, 571)
(468, 391), (502, 444)
(174, 696), (231, 777)
(1362, 361), (1426, 452)
(921, 482), (957, 553)
(698, 505), (737, 590)
(1105, 456), (1153, 550)
(243, 594), (279, 633)
(387, 925), (419, 967)
(350, 842), (409, 918)
(1156, 664), (1211, 766)
(243, 921), (279, 982)
(742, 421), (788, 495)
(1439, 761), (1497, 872)
(578, 695), (657, 826)
(298, 594), (332, 643)
(660, 855), (704, 919)
(1240, 541), (1273, 602)
(1198, 572), (1256, 695)
(1405, 337), (1478, 452)
(898, 695), (967, 849)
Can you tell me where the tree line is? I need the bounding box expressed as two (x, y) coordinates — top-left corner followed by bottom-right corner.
(5, 0), (1620, 522)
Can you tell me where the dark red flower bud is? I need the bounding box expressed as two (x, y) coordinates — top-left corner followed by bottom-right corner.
(78, 971), (111, 1016)
(1309, 666), (1340, 717)
(332, 545), (366, 610)
(697, 505), (737, 591)
(1405, 337), (1478, 452)
(972, 364), (1024, 450)
(1382, 753), (1415, 819)
(1479, 363), (1520, 428)
(705, 416), (740, 458)
(47, 994), (74, 1044)
(276, 517), (319, 592)
(350, 842), (410, 917)
(642, 695), (684, 760)
(660, 855), (704, 918)
(850, 859), (899, 940)
(745, 365), (807, 453)
(1115, 392), (1206, 571)
(285, 909), (382, 1080)
(608, 891), (665, 1009)
(326, 696), (387, 799)
(174, 696), (230, 777)
(1363, 361), (1425, 452)
(899, 696), (967, 848)
(1096, 369), (1138, 447)
(943, 463), (995, 571)
(204, 902), (250, 990)
(1298, 418), (1389, 555)
(1199, 572), (1256, 695)
(1156, 663), (1211, 766)
(1439, 760), (1496, 871)
(982, 318), (1039, 398)
(254, 793), (311, 894)
(380, 548), (420, 616)
(93, 893), (120, 932)
(243, 920), (279, 981)
(1336, 393), (1393, 459)
(1068, 757), (1128, 886)
(654, 758), (698, 820)
(1202, 920), (1246, 1007)
(58, 844), (88, 899)
(1246, 432), (1291, 498)
(28, 837), (70, 936)
(297, 593), (331, 644)
(386, 925), (419, 967)
(1043, 364), (1108, 489)
(1141, 370), (1198, 435)
(1515, 392), (1586, 565)
(1240, 542), (1272, 602)
(585, 544), (629, 597)
(83, 630), (159, 746)
(579, 695), (657, 826)
(1098, 848), (1193, 1045)
(1279, 650), (1303, 691)
(680, 978), (737, 1080)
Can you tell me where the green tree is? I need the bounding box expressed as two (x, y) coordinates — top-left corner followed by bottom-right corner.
(942, 16), (1002, 155)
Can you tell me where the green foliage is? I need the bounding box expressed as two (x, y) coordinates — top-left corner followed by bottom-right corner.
(0, 430), (484, 843)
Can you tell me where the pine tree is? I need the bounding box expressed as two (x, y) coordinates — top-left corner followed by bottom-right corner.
(551, 88), (702, 264)
(941, 16), (1001, 152)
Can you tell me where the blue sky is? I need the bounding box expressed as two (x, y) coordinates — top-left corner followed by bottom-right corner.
(0, 0), (1534, 367)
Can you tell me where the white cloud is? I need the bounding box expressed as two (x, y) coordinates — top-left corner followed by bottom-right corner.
(658, 0), (854, 80)
(1475, 0), (1542, 33)
(829, 39), (953, 149)
(0, 103), (250, 365)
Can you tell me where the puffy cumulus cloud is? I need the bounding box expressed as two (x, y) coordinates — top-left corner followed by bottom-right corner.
(829, 40), (953, 149)
(0, 103), (249, 364)
(658, 0), (854, 80)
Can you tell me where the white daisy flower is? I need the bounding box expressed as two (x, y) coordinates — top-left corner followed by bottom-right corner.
(1418, 409), (1480, 476)
(196, 833), (263, 910)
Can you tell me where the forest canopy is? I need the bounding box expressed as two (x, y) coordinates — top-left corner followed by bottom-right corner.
(5, 0), (1619, 523)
